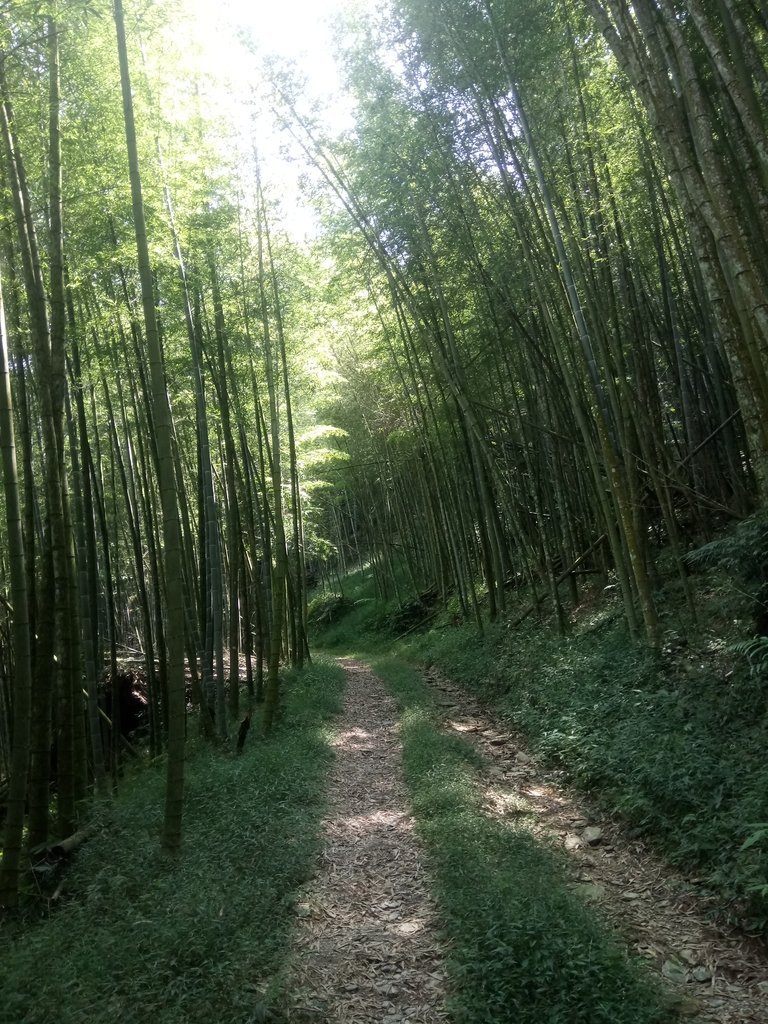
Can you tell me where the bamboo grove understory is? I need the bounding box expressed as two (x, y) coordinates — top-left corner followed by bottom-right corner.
(1, 0), (768, 906)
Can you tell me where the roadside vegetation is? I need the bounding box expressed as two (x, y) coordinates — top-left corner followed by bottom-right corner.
(0, 662), (344, 1024)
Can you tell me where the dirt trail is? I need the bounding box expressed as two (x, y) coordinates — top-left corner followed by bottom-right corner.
(288, 658), (449, 1023)
(425, 668), (768, 1024)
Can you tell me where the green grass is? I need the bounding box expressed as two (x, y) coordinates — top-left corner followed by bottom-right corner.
(0, 660), (345, 1024)
(373, 655), (673, 1024)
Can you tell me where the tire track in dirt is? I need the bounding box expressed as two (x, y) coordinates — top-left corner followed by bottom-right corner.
(425, 667), (768, 1024)
(287, 658), (449, 1023)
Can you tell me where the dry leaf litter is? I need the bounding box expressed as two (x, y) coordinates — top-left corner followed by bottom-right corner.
(288, 658), (450, 1023)
(426, 667), (768, 1024)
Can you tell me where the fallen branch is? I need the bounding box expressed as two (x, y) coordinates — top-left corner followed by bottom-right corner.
(508, 534), (608, 628)
(679, 410), (740, 467)
(396, 606), (441, 640)
(84, 689), (141, 758)
(48, 822), (98, 860)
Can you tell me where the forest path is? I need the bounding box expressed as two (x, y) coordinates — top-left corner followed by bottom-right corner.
(424, 667), (768, 1024)
(287, 658), (449, 1023)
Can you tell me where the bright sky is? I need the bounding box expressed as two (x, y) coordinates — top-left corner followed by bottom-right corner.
(185, 0), (361, 237)
(187, 0), (359, 120)
(230, 0), (347, 86)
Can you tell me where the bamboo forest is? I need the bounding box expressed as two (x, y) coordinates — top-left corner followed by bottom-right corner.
(3, 0), (768, 1021)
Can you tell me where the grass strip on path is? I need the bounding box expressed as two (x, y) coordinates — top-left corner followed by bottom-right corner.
(373, 655), (675, 1024)
(0, 660), (344, 1024)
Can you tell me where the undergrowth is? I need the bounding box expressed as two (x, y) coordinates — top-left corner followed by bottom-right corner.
(374, 656), (673, 1024)
(0, 660), (345, 1024)
(308, 565), (420, 651)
